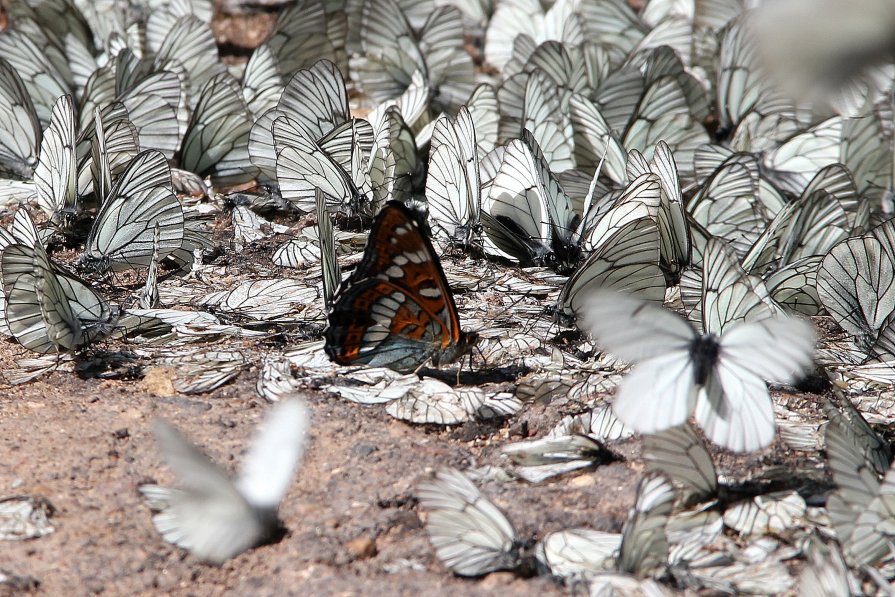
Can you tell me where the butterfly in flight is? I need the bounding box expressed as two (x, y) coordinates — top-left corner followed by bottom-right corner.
(325, 200), (477, 372)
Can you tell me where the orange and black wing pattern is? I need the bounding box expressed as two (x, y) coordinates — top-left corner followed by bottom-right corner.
(324, 201), (475, 371)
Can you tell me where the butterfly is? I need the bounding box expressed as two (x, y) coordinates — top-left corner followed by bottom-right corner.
(139, 399), (309, 565)
(416, 467), (528, 576)
(324, 200), (477, 372)
(76, 149), (185, 272)
(1, 210), (119, 354)
(583, 291), (816, 453)
(824, 395), (895, 567)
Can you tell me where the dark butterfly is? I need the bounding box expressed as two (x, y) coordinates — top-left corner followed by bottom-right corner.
(324, 200), (477, 371)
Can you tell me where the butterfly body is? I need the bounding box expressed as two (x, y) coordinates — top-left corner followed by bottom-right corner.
(690, 334), (721, 385)
(583, 292), (815, 452)
(325, 201), (476, 371)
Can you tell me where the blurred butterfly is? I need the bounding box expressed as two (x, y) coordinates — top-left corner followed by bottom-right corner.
(139, 399), (309, 565)
(583, 291), (816, 452)
(324, 200), (477, 372)
(822, 390), (894, 567)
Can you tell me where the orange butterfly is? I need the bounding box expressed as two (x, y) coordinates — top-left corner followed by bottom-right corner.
(324, 201), (477, 371)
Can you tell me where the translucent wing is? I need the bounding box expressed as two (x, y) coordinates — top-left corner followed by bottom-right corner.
(241, 44), (283, 118)
(82, 150), (185, 271)
(316, 188), (341, 311)
(687, 160), (766, 257)
(817, 235), (895, 353)
(237, 400), (309, 508)
(416, 468), (521, 577)
(2, 243), (82, 353)
(648, 141), (691, 283)
(275, 118), (365, 214)
(427, 107), (481, 249)
(33, 94), (77, 225)
(680, 237), (777, 336)
(619, 472), (675, 576)
(556, 217), (664, 326)
(642, 424), (718, 504)
(0, 57), (40, 179)
(180, 73), (256, 187)
(277, 59), (349, 141)
(153, 14), (227, 102)
(825, 406), (892, 565)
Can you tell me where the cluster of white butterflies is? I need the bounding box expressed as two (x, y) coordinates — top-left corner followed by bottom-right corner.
(2, 0), (895, 591)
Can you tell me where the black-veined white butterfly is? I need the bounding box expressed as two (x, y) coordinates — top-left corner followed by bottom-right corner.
(2, 211), (118, 354)
(416, 467), (528, 577)
(642, 423), (718, 507)
(77, 149), (184, 272)
(678, 237), (779, 336)
(816, 218), (895, 360)
(0, 57), (40, 179)
(618, 472), (675, 577)
(483, 130), (580, 272)
(583, 291), (815, 452)
(316, 188), (341, 311)
(33, 94), (77, 231)
(249, 59), (351, 182)
(626, 141), (691, 284)
(178, 73), (257, 188)
(824, 394), (895, 566)
(355, 0), (474, 113)
(426, 106), (483, 251)
(140, 399), (309, 564)
(554, 216), (664, 326)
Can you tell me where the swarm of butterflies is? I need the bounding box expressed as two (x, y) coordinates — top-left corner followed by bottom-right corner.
(4, 0), (895, 592)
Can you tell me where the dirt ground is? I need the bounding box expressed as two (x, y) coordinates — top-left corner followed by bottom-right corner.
(0, 329), (831, 597)
(0, 3), (848, 596)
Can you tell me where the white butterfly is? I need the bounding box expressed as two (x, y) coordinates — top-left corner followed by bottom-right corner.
(582, 291), (816, 452)
(77, 150), (184, 273)
(140, 399), (309, 564)
(416, 468), (524, 576)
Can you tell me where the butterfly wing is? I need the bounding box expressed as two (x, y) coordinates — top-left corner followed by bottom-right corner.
(33, 94), (77, 224)
(556, 217), (664, 325)
(83, 150), (185, 271)
(700, 316), (816, 452)
(2, 243), (83, 353)
(618, 472), (675, 576)
(642, 424), (718, 504)
(582, 292), (699, 433)
(416, 467), (521, 577)
(141, 419), (264, 565)
(0, 57), (40, 179)
(237, 400), (309, 509)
